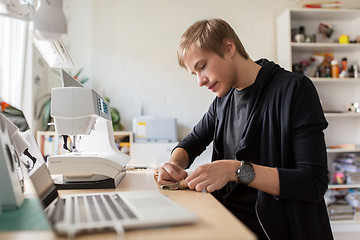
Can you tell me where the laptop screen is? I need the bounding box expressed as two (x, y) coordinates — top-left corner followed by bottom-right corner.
(0, 100), (57, 208)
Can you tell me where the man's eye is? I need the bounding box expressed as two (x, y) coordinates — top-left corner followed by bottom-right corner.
(200, 64), (206, 69)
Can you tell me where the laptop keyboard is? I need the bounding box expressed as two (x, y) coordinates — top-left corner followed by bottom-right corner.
(86, 195), (100, 222)
(51, 198), (66, 223)
(51, 193), (137, 225)
(111, 194), (137, 219)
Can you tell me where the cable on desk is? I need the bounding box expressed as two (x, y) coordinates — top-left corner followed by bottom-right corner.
(114, 224), (125, 240)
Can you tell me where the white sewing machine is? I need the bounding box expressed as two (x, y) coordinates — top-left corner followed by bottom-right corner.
(47, 84), (130, 189)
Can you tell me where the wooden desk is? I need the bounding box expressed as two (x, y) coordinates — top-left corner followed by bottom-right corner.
(0, 170), (255, 240)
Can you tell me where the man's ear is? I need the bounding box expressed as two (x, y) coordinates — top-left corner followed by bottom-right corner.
(223, 39), (236, 57)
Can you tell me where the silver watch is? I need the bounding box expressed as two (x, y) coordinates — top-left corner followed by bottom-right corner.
(236, 161), (255, 185)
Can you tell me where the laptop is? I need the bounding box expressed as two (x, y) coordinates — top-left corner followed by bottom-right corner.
(1, 100), (198, 237)
(31, 163), (197, 236)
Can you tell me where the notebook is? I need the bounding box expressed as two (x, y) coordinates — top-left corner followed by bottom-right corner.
(1, 100), (197, 236)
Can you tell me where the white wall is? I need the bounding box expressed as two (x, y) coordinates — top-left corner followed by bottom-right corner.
(62, 0), (360, 140)
(62, 0), (93, 81)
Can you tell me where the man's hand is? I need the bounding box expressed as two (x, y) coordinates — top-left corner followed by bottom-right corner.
(157, 163), (188, 185)
(183, 160), (239, 192)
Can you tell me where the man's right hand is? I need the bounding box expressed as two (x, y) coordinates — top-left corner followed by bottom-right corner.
(157, 163), (188, 185)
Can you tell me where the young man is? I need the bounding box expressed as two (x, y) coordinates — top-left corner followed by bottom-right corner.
(157, 19), (333, 239)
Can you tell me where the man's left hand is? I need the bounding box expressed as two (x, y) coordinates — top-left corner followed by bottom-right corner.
(183, 160), (240, 192)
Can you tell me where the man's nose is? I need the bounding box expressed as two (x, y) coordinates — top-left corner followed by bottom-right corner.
(197, 73), (208, 87)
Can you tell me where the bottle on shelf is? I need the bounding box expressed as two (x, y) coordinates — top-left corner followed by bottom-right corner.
(320, 54), (332, 78)
(331, 60), (339, 78)
(339, 57), (348, 78)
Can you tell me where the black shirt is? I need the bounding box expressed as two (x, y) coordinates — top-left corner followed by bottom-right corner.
(223, 85), (253, 159)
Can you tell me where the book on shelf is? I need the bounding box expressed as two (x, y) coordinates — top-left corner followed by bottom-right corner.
(37, 131), (133, 158)
(38, 134), (67, 159)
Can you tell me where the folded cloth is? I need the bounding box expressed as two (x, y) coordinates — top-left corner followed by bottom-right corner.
(160, 180), (186, 190)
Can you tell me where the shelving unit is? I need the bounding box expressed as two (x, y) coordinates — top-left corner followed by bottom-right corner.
(36, 131), (133, 157)
(277, 8), (360, 233)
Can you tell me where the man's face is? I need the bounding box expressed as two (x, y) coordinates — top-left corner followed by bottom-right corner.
(183, 43), (236, 98)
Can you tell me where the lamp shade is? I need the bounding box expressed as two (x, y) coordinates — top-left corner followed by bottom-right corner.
(0, 0), (34, 21)
(32, 0), (67, 40)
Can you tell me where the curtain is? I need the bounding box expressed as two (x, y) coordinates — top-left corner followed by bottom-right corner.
(0, 16), (29, 109)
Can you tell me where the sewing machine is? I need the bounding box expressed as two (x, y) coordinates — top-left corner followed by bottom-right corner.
(47, 85), (130, 189)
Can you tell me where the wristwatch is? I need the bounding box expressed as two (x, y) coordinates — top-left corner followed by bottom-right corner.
(236, 161), (255, 185)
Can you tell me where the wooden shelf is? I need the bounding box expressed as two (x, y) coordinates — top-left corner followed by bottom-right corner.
(290, 8), (360, 21)
(331, 219), (360, 228)
(291, 42), (360, 52)
(327, 148), (360, 153)
(325, 112), (360, 118)
(328, 184), (360, 189)
(311, 77), (360, 83)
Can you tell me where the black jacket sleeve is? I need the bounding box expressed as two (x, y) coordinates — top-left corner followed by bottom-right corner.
(278, 76), (329, 202)
(175, 101), (216, 167)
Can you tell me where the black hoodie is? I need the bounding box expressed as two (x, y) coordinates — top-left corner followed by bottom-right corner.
(176, 59), (333, 239)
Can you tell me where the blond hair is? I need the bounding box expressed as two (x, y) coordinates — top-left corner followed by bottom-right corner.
(177, 18), (249, 69)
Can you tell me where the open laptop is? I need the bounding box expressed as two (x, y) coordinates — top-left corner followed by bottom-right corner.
(31, 163), (197, 236)
(1, 99), (197, 237)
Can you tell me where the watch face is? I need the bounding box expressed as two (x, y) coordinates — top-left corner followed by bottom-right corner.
(238, 163), (255, 184)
